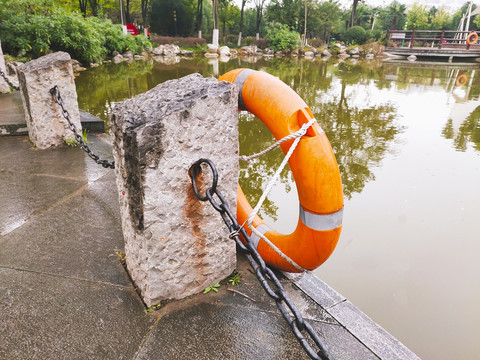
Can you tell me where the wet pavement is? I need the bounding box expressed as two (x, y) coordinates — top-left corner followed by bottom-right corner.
(0, 93), (420, 359)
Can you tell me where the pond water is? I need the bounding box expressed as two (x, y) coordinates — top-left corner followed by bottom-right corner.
(75, 56), (480, 360)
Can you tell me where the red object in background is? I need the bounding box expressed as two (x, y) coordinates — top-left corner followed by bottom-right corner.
(126, 23), (138, 36)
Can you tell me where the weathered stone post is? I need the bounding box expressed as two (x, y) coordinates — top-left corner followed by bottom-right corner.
(111, 74), (238, 306)
(16, 52), (81, 149)
(0, 40), (10, 93)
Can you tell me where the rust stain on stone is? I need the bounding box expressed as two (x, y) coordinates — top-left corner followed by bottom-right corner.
(183, 172), (207, 269)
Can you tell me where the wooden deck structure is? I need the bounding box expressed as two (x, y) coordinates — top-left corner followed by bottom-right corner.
(386, 30), (480, 60)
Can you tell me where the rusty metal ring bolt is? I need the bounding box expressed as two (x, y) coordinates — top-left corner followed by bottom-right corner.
(189, 158), (218, 202)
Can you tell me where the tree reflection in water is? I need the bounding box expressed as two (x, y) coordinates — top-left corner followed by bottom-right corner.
(238, 60), (402, 213)
(80, 58), (480, 211)
(443, 106), (480, 152)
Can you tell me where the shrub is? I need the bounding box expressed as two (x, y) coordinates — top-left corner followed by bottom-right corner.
(254, 38), (269, 49)
(345, 26), (367, 45)
(365, 29), (383, 42)
(150, 35), (206, 48)
(223, 34), (238, 46)
(0, 3), (152, 63)
(308, 38), (324, 48)
(265, 23), (300, 52)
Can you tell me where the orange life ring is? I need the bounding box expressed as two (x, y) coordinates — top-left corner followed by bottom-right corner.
(467, 32), (478, 45)
(219, 69), (344, 272)
(457, 73), (468, 86)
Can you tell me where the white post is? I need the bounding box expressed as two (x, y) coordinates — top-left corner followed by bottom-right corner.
(237, 32), (242, 47)
(213, 29), (219, 47)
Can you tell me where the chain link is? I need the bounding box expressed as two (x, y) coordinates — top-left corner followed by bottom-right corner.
(189, 158), (335, 360)
(0, 68), (20, 91)
(50, 85), (115, 169)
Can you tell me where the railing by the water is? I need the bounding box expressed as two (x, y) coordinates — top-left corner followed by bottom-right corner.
(387, 30), (480, 50)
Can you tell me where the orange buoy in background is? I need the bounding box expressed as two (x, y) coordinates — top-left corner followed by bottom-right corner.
(456, 73), (468, 86)
(467, 32), (478, 45)
(219, 69), (344, 272)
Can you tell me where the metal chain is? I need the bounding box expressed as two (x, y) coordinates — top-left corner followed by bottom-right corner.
(189, 158), (335, 360)
(0, 68), (20, 91)
(50, 85), (115, 169)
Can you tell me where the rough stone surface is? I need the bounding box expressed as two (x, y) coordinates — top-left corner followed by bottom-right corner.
(163, 44), (180, 55)
(322, 49), (331, 57)
(0, 40), (11, 93)
(16, 51), (81, 149)
(123, 50), (134, 59)
(207, 44), (218, 53)
(218, 46), (230, 56)
(204, 52), (219, 58)
(152, 45), (164, 55)
(181, 50), (194, 56)
(6, 61), (23, 76)
(349, 47), (360, 55)
(110, 73), (239, 306)
(112, 54), (124, 64)
(219, 54), (230, 63)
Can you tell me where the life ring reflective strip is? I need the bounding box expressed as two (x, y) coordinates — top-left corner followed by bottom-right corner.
(219, 69), (344, 272)
(456, 73), (468, 86)
(467, 32), (478, 45)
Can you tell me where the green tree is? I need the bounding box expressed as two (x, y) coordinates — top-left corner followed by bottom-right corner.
(349, 0), (362, 28)
(310, 0), (342, 42)
(219, 0), (240, 38)
(150, 0), (196, 36)
(237, 0), (249, 45)
(89, 0), (101, 16)
(242, 8), (262, 37)
(345, 25), (366, 44)
(196, 0), (203, 37)
(265, 22), (300, 51)
(79, 0), (88, 17)
(254, 0), (267, 39)
(352, 4), (372, 28)
(141, 0), (152, 28)
(406, 3), (429, 30)
(378, 1), (406, 31)
(430, 6), (452, 30)
(266, 0), (302, 31)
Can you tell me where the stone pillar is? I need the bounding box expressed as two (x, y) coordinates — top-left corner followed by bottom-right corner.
(16, 52), (81, 149)
(111, 73), (238, 307)
(0, 40), (10, 93)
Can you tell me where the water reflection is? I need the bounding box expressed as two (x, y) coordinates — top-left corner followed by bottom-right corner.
(75, 57), (480, 194)
(443, 105), (480, 151)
